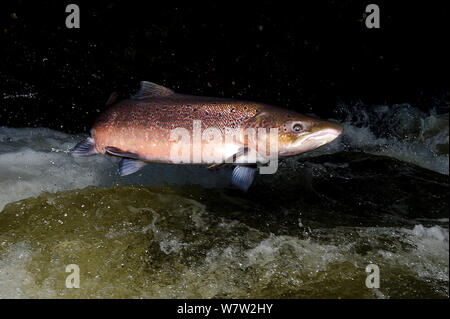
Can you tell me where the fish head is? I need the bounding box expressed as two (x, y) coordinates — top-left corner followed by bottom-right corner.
(250, 108), (343, 157)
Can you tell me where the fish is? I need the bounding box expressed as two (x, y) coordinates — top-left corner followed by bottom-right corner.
(72, 81), (343, 191)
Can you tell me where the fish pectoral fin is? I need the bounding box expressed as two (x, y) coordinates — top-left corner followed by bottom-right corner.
(207, 147), (251, 170)
(119, 158), (147, 176)
(207, 163), (227, 170)
(71, 138), (97, 157)
(231, 165), (256, 192)
(105, 146), (140, 159)
(106, 92), (118, 106)
(131, 81), (175, 99)
(224, 147), (251, 164)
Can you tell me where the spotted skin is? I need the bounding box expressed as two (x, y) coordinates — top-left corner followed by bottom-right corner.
(94, 94), (264, 163)
(90, 86), (342, 164)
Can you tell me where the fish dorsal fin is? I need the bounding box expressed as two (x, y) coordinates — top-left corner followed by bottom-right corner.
(106, 92), (118, 106)
(131, 81), (175, 99)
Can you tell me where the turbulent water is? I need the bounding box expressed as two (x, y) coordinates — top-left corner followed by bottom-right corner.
(0, 103), (448, 298)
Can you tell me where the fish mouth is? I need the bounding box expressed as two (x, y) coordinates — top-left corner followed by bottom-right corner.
(303, 127), (343, 143)
(280, 125), (343, 157)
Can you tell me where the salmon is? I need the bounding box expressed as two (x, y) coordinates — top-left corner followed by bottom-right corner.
(72, 81), (343, 190)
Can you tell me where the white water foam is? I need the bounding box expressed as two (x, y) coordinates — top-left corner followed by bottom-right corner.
(301, 104), (449, 175)
(0, 127), (117, 210)
(0, 103), (448, 209)
(0, 127), (232, 211)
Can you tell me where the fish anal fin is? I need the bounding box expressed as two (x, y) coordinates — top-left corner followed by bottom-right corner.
(71, 138), (97, 157)
(131, 81), (175, 99)
(119, 158), (147, 176)
(105, 146), (140, 159)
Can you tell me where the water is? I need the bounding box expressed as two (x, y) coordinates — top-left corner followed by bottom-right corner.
(0, 103), (448, 298)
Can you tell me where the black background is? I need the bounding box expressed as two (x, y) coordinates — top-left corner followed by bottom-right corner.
(0, 0), (448, 133)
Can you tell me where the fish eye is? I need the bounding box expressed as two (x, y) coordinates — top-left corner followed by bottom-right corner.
(292, 123), (304, 132)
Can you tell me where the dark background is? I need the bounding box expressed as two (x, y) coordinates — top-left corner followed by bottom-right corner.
(0, 0), (448, 133)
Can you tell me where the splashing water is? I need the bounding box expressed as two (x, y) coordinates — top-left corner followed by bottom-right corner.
(0, 103), (448, 298)
(303, 103), (449, 175)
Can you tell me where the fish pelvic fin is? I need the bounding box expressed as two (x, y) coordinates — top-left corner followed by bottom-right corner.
(131, 81), (175, 99)
(119, 158), (147, 176)
(71, 138), (97, 157)
(105, 146), (147, 176)
(105, 146), (140, 159)
(231, 165), (256, 192)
